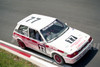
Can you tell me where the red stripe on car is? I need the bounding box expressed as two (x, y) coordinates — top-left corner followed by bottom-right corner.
(57, 49), (64, 53)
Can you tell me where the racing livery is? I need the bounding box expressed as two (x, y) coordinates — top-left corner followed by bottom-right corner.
(13, 14), (93, 64)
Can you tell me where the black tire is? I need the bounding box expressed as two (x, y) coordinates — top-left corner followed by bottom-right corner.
(53, 53), (64, 65)
(17, 39), (26, 49)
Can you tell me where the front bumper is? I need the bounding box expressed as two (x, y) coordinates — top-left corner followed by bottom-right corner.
(63, 39), (93, 64)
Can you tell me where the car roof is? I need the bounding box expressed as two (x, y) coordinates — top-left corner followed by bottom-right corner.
(18, 14), (56, 31)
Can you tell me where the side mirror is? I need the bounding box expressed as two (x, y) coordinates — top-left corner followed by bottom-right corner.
(65, 23), (67, 25)
(15, 29), (18, 32)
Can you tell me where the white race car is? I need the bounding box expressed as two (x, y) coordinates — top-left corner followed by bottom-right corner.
(13, 14), (93, 65)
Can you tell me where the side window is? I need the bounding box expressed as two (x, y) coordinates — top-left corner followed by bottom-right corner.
(18, 25), (28, 36)
(29, 28), (43, 41)
(29, 28), (35, 39)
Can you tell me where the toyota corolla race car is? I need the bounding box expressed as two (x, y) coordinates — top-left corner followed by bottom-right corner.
(13, 14), (93, 65)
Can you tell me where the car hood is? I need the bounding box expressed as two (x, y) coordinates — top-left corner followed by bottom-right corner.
(48, 27), (90, 54)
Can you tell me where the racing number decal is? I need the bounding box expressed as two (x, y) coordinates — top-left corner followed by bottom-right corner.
(26, 17), (41, 23)
(65, 35), (77, 43)
(31, 18), (41, 23)
(38, 44), (46, 53)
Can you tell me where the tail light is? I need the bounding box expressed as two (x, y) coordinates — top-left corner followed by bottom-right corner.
(88, 37), (92, 43)
(67, 51), (79, 58)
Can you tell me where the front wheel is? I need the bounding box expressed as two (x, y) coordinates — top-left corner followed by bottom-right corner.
(53, 53), (64, 65)
(17, 40), (26, 49)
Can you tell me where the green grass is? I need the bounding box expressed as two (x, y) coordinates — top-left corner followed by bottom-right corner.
(0, 48), (37, 67)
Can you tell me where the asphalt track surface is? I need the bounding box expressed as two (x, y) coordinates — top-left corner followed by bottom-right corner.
(0, 0), (100, 67)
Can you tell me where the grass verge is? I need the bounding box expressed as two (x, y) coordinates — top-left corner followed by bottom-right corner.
(0, 48), (37, 67)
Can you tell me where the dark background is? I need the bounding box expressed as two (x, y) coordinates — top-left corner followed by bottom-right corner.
(0, 0), (100, 67)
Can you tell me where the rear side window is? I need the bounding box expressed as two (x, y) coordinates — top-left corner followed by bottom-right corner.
(18, 25), (28, 36)
(29, 28), (43, 41)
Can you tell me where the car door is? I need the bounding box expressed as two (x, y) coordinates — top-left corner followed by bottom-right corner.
(17, 25), (30, 46)
(28, 28), (46, 53)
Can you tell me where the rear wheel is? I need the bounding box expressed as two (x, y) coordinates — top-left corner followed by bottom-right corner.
(17, 40), (26, 49)
(53, 53), (64, 65)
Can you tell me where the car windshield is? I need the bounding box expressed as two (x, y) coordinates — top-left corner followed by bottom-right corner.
(40, 19), (69, 42)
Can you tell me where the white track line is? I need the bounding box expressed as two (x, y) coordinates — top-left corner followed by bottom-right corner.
(0, 40), (58, 67)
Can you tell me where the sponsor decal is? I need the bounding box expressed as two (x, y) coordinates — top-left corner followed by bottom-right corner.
(71, 37), (82, 47)
(76, 40), (86, 48)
